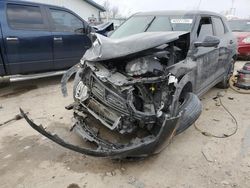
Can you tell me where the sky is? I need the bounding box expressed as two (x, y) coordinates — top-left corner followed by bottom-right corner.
(95, 0), (250, 18)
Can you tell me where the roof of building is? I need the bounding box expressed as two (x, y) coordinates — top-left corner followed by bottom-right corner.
(84, 0), (105, 12)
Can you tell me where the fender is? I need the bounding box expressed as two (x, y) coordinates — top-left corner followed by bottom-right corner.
(171, 70), (196, 116)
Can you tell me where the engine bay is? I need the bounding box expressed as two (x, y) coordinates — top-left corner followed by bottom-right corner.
(75, 35), (189, 135)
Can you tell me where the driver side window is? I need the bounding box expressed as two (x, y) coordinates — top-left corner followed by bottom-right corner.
(49, 9), (84, 33)
(197, 17), (214, 41)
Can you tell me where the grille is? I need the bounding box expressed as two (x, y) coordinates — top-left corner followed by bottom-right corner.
(89, 74), (128, 115)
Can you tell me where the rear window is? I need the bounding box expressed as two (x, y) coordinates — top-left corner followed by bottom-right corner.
(7, 4), (47, 30)
(228, 20), (250, 32)
(213, 17), (225, 36)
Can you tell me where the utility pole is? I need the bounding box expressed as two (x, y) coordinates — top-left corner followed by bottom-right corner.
(230, 0), (236, 15)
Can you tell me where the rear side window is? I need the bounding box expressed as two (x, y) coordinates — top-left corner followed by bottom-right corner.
(213, 17), (225, 36)
(49, 9), (84, 33)
(197, 17), (214, 41)
(7, 4), (47, 30)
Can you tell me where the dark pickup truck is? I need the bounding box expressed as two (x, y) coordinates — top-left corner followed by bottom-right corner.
(0, 0), (92, 82)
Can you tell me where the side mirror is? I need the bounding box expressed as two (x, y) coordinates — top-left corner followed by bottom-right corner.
(194, 36), (220, 48)
(85, 25), (94, 34)
(75, 28), (84, 34)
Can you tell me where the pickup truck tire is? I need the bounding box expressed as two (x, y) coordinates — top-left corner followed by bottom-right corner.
(176, 92), (202, 135)
(216, 59), (235, 89)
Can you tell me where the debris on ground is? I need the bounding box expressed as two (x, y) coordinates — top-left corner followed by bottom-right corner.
(195, 92), (238, 139)
(220, 180), (230, 186)
(65, 102), (77, 110)
(201, 145), (215, 163)
(128, 176), (145, 188)
(213, 119), (220, 122)
(105, 171), (116, 177)
(0, 112), (28, 127)
(67, 183), (81, 188)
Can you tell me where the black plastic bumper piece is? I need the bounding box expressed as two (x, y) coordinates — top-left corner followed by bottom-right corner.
(20, 108), (180, 159)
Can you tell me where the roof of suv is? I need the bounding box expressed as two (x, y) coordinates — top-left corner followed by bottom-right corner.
(135, 10), (223, 17)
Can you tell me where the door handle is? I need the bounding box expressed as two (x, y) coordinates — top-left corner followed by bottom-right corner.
(54, 37), (63, 41)
(6, 37), (19, 41)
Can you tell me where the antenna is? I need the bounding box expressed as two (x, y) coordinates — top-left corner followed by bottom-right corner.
(197, 0), (202, 10)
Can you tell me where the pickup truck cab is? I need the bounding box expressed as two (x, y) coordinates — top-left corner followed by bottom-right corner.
(0, 0), (92, 79)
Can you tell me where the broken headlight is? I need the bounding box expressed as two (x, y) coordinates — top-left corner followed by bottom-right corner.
(75, 81), (89, 102)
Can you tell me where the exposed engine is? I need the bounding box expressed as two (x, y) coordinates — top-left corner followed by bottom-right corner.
(75, 41), (185, 134)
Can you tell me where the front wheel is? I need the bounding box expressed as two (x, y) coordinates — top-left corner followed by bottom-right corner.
(176, 92), (202, 135)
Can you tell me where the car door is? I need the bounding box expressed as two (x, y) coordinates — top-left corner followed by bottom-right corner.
(213, 16), (236, 76)
(0, 22), (5, 76)
(2, 2), (53, 75)
(192, 16), (220, 94)
(0, 49), (5, 76)
(212, 17), (230, 76)
(46, 7), (92, 70)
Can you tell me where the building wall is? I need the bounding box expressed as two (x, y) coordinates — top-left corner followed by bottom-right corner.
(21, 0), (101, 22)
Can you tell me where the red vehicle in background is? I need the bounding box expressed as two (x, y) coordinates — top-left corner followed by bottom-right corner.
(228, 19), (250, 59)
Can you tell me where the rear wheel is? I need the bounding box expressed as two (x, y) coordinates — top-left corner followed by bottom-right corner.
(176, 92), (202, 135)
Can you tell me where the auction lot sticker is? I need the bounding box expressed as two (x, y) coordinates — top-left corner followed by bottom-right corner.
(171, 19), (193, 24)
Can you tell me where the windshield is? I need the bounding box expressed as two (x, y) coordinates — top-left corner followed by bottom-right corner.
(228, 20), (250, 32)
(110, 15), (195, 39)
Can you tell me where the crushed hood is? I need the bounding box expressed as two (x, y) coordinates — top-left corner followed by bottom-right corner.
(83, 31), (189, 62)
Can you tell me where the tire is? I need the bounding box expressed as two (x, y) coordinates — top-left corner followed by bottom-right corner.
(176, 92), (202, 135)
(216, 59), (235, 89)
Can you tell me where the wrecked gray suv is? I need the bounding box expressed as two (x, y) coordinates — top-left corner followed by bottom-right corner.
(22, 11), (237, 159)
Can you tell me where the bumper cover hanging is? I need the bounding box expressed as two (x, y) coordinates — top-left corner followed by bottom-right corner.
(20, 108), (180, 158)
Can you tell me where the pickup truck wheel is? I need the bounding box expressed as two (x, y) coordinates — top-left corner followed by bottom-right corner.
(176, 92), (202, 135)
(216, 59), (235, 89)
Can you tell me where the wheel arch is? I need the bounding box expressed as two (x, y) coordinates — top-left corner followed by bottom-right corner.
(181, 81), (193, 94)
(179, 81), (193, 102)
(171, 72), (196, 116)
(232, 54), (238, 62)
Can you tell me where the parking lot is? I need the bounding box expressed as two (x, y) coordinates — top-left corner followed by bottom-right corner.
(0, 61), (250, 188)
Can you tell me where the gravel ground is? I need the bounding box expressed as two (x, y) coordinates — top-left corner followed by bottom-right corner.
(0, 61), (249, 188)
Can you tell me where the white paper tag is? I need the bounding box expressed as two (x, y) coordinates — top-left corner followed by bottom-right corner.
(171, 19), (193, 24)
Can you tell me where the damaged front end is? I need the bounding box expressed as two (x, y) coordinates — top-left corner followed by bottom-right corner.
(22, 32), (191, 158)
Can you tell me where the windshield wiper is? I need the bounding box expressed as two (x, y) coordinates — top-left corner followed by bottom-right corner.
(145, 16), (156, 32)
